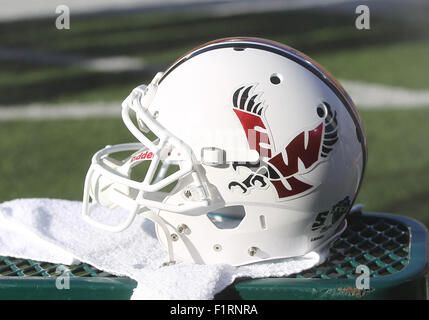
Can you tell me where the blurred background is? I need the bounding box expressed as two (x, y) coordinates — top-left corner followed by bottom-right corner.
(0, 0), (428, 226)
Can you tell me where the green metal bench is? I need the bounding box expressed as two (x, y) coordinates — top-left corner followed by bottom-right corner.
(0, 211), (427, 299)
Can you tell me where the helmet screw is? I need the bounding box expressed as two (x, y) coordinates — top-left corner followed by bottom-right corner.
(248, 247), (259, 256)
(213, 244), (222, 252)
(171, 234), (179, 241)
(177, 224), (190, 235)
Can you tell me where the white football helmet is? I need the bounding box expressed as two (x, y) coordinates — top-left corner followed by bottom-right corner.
(82, 38), (367, 266)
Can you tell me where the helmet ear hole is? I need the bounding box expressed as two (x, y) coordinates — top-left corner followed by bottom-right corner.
(207, 205), (246, 229)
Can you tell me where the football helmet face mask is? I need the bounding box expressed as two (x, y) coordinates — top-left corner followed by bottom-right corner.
(82, 38), (367, 266)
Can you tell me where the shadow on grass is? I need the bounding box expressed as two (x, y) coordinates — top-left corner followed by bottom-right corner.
(0, 7), (428, 105)
(0, 68), (156, 105)
(2, 10), (428, 56)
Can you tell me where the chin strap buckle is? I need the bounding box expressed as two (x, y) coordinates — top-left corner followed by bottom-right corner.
(161, 260), (176, 268)
(201, 147), (226, 166)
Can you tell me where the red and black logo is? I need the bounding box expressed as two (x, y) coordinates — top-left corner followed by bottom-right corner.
(229, 85), (338, 200)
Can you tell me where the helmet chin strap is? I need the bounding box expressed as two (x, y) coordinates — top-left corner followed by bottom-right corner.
(133, 186), (175, 266)
(84, 177), (176, 266)
(137, 207), (176, 266)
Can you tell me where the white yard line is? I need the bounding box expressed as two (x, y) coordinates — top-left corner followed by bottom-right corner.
(0, 103), (120, 120)
(0, 80), (428, 121)
(341, 80), (429, 109)
(79, 56), (146, 72)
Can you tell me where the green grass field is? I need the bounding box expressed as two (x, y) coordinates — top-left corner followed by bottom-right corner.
(1, 7), (429, 227)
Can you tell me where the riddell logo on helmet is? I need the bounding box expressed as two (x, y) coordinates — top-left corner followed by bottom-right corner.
(130, 151), (153, 163)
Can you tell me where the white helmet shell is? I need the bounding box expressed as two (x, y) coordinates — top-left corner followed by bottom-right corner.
(82, 38), (367, 266)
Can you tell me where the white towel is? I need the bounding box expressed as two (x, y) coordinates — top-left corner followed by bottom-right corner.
(0, 198), (328, 300)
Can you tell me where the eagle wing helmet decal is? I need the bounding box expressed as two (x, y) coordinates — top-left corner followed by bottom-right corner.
(229, 85), (339, 200)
